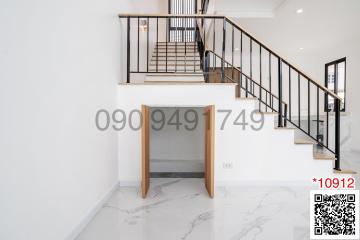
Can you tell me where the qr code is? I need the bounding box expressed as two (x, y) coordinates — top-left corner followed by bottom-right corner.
(310, 190), (359, 239)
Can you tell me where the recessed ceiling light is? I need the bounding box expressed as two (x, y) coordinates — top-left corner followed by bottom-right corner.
(299, 47), (304, 50)
(296, 8), (303, 14)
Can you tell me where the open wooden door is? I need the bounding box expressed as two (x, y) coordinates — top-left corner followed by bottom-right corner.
(204, 105), (215, 198)
(141, 105), (150, 198)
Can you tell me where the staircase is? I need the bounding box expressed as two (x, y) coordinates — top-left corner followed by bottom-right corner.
(119, 13), (356, 175)
(145, 42), (204, 83)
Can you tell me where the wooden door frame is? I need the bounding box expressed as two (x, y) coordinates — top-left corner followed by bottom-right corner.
(141, 105), (150, 198)
(141, 105), (214, 198)
(205, 105), (215, 198)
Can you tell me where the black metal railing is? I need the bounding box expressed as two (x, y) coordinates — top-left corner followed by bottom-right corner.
(119, 15), (223, 79)
(204, 50), (288, 122)
(119, 13), (343, 170)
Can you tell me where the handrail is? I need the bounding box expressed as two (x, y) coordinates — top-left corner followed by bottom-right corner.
(118, 13), (341, 100)
(224, 18), (341, 100)
(118, 13), (224, 18)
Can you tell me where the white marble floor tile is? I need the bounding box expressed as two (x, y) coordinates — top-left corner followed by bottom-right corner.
(76, 151), (360, 240)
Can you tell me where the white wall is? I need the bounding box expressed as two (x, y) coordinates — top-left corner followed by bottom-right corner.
(149, 107), (205, 172)
(0, 0), (142, 239)
(150, 107), (205, 161)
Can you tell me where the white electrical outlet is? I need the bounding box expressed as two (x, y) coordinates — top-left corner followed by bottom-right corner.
(223, 162), (233, 169)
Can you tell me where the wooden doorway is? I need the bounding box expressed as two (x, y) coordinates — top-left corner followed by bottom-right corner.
(204, 105), (214, 198)
(141, 105), (150, 198)
(141, 105), (214, 198)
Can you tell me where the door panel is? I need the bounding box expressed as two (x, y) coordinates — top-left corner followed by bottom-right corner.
(204, 105), (214, 198)
(141, 105), (150, 198)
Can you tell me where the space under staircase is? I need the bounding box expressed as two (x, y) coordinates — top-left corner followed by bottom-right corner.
(118, 13), (355, 174)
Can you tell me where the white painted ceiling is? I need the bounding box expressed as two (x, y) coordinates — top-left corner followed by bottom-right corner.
(229, 0), (360, 53)
(215, 0), (287, 18)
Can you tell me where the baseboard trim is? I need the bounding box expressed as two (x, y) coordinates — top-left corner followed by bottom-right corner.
(150, 172), (204, 178)
(66, 181), (119, 240)
(216, 180), (312, 187)
(119, 180), (312, 187)
(119, 181), (140, 187)
(351, 148), (360, 154)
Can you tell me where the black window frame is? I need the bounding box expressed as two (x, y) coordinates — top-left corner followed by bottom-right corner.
(324, 57), (346, 112)
(168, 0), (197, 42)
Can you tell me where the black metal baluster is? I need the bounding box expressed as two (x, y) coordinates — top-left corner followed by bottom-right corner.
(298, 73), (301, 127)
(213, 18), (215, 71)
(240, 31), (243, 96)
(221, 18), (226, 82)
(317, 87), (320, 143)
(289, 66), (291, 121)
(326, 95), (329, 148)
(284, 103), (288, 127)
(126, 17), (130, 83)
(147, 17), (149, 73)
(231, 25), (234, 79)
(259, 46), (262, 111)
(308, 80), (310, 134)
(166, 17), (168, 72)
(156, 17), (159, 72)
(137, 17), (140, 72)
(193, 17), (196, 72)
(250, 39), (253, 95)
(278, 58), (283, 127)
(334, 58), (341, 169)
(269, 52), (272, 111)
(203, 16), (206, 51)
(334, 98), (341, 170)
(325, 66), (329, 148)
(265, 91), (268, 111)
(246, 77), (248, 94)
(185, 16), (187, 73)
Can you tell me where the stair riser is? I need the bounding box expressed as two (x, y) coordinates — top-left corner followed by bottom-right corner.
(145, 75), (205, 82)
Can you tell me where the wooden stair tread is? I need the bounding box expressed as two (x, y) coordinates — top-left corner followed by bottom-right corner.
(313, 153), (336, 160)
(156, 42), (196, 45)
(145, 80), (204, 83)
(146, 73), (203, 76)
(294, 139), (317, 145)
(235, 97), (258, 101)
(121, 82), (237, 85)
(151, 56), (200, 61)
(147, 70), (203, 73)
(153, 50), (198, 52)
(152, 53), (198, 55)
(154, 45), (198, 50)
(274, 126), (296, 130)
(150, 63), (200, 66)
(151, 59), (199, 61)
(254, 111), (278, 115)
(333, 169), (357, 174)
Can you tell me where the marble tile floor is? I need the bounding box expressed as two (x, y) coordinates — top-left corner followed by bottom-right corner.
(76, 152), (360, 240)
